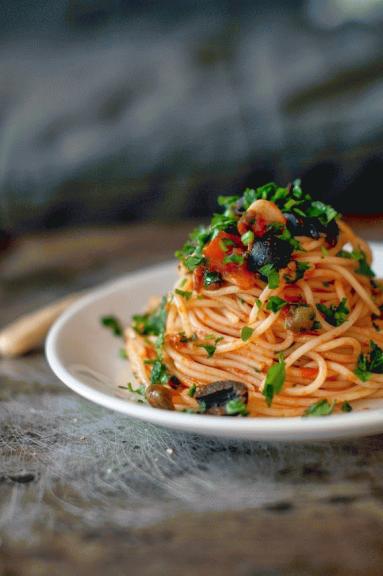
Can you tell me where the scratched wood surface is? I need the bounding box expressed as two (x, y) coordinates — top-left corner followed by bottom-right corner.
(1, 219), (383, 576)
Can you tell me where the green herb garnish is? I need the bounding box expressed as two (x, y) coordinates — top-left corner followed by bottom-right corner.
(266, 296), (288, 313)
(101, 315), (123, 337)
(341, 401), (352, 413)
(223, 253), (245, 265)
(355, 340), (383, 382)
(284, 261), (310, 284)
(188, 384), (197, 397)
(263, 356), (286, 406)
(303, 399), (335, 417)
(240, 326), (254, 342)
(259, 264), (280, 289)
(150, 359), (170, 385)
(225, 398), (249, 416)
(337, 249), (375, 278)
(317, 298), (349, 327)
(175, 288), (192, 300)
(199, 344), (216, 357)
(119, 382), (145, 396)
(132, 296), (167, 337)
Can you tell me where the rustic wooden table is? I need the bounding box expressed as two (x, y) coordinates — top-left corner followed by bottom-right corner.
(1, 219), (383, 576)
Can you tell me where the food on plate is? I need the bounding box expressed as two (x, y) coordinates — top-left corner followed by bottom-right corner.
(123, 180), (383, 417)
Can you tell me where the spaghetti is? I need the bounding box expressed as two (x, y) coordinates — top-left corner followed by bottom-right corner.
(125, 181), (383, 417)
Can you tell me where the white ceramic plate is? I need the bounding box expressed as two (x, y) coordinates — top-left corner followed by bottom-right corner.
(46, 244), (383, 442)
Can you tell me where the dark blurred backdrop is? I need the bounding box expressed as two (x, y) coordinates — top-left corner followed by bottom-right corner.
(1, 0), (383, 234)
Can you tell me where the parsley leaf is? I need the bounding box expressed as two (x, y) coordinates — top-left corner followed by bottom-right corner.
(241, 326), (254, 341)
(199, 344), (217, 357)
(132, 296), (167, 337)
(119, 382), (145, 396)
(266, 296), (288, 313)
(101, 315), (124, 337)
(184, 254), (206, 271)
(225, 398), (249, 416)
(223, 253), (245, 265)
(355, 340), (383, 381)
(306, 201), (338, 224)
(263, 356), (286, 406)
(277, 227), (302, 251)
(188, 384), (197, 397)
(217, 195), (240, 208)
(259, 264), (280, 289)
(150, 360), (170, 385)
(337, 249), (375, 278)
(341, 401), (352, 413)
(317, 298), (349, 327)
(303, 399), (335, 417)
(284, 261), (310, 284)
(175, 288), (192, 300)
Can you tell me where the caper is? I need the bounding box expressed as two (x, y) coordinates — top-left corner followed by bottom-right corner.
(285, 305), (316, 332)
(145, 384), (174, 410)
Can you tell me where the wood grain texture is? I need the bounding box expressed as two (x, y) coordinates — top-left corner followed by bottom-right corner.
(1, 220), (383, 575)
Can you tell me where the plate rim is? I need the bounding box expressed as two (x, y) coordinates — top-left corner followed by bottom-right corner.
(46, 257), (383, 440)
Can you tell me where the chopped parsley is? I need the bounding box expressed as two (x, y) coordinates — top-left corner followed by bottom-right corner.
(341, 401), (352, 413)
(119, 382), (145, 396)
(219, 237), (235, 252)
(176, 181), (340, 279)
(132, 296), (167, 337)
(263, 356), (286, 406)
(256, 299), (262, 309)
(259, 264), (280, 289)
(199, 344), (217, 358)
(303, 399), (335, 417)
(337, 249), (375, 278)
(150, 359), (170, 385)
(217, 194), (240, 208)
(306, 201), (338, 225)
(119, 348), (128, 359)
(317, 298), (349, 327)
(223, 253), (245, 265)
(188, 384), (197, 397)
(277, 227), (302, 252)
(266, 296), (288, 313)
(284, 261), (310, 284)
(355, 340), (383, 382)
(175, 288), (192, 300)
(101, 315), (123, 337)
(241, 326), (254, 342)
(185, 254), (206, 271)
(225, 398), (249, 416)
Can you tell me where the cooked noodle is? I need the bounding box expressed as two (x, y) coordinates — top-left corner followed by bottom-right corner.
(125, 184), (383, 417)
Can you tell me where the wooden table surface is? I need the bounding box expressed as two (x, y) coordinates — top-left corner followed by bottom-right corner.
(1, 219), (383, 576)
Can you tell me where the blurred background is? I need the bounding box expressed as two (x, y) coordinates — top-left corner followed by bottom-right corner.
(1, 0), (383, 238)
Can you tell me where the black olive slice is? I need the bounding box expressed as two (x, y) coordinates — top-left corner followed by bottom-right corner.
(247, 232), (293, 272)
(195, 380), (248, 416)
(285, 213), (339, 247)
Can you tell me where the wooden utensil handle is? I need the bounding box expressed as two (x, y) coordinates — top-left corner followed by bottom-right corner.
(0, 293), (80, 358)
